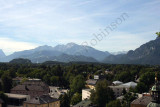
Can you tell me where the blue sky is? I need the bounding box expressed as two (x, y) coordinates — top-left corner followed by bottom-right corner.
(0, 0), (160, 55)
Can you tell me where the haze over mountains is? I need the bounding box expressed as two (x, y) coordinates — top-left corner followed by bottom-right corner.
(1, 38), (160, 65)
(0, 43), (110, 63)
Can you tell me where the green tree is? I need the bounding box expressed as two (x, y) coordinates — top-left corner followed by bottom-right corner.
(122, 92), (137, 107)
(136, 82), (147, 93)
(106, 100), (122, 107)
(139, 72), (155, 90)
(90, 80), (115, 107)
(70, 75), (85, 94)
(70, 92), (82, 105)
(1, 73), (12, 92)
(156, 32), (160, 37)
(0, 91), (8, 107)
(50, 76), (59, 86)
(59, 93), (70, 107)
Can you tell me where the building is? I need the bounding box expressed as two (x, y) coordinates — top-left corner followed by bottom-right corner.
(109, 86), (130, 97)
(147, 73), (160, 107)
(23, 95), (60, 107)
(109, 81), (137, 97)
(112, 81), (123, 86)
(131, 96), (152, 107)
(5, 93), (30, 107)
(11, 79), (49, 98)
(73, 100), (93, 107)
(86, 79), (97, 90)
(12, 77), (23, 85)
(120, 81), (137, 88)
(104, 69), (113, 74)
(49, 86), (68, 99)
(82, 89), (91, 100)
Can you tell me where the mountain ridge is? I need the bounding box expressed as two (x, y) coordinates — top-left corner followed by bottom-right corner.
(0, 43), (109, 63)
(103, 38), (160, 65)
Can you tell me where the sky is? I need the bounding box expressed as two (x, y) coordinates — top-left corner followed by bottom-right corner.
(0, 0), (160, 55)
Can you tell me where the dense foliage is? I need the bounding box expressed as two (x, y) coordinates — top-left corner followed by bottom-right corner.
(90, 80), (115, 107)
(0, 62), (159, 106)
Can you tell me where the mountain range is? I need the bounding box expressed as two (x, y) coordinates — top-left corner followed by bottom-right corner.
(0, 43), (110, 63)
(1, 38), (160, 65)
(103, 37), (160, 65)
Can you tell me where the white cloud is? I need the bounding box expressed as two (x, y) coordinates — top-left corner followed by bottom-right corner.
(0, 38), (39, 55)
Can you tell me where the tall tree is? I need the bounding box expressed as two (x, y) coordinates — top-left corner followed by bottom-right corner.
(1, 73), (12, 92)
(90, 80), (115, 107)
(0, 91), (8, 107)
(70, 75), (85, 94)
(70, 92), (82, 105)
(106, 100), (122, 107)
(59, 93), (70, 107)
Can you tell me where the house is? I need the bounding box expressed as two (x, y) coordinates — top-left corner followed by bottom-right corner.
(11, 79), (49, 98)
(23, 95), (60, 107)
(120, 81), (137, 88)
(82, 89), (91, 100)
(109, 86), (130, 97)
(73, 100), (93, 107)
(109, 81), (137, 97)
(12, 77), (23, 85)
(86, 79), (97, 90)
(105, 69), (113, 74)
(131, 96), (152, 107)
(112, 81), (123, 86)
(5, 93), (30, 107)
(49, 86), (68, 99)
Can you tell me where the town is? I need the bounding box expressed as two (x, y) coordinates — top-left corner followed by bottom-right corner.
(0, 63), (159, 107)
(0, 0), (160, 107)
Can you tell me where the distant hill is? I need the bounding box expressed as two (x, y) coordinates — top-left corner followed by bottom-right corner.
(2, 38), (160, 65)
(103, 38), (160, 65)
(9, 58), (32, 64)
(0, 43), (110, 63)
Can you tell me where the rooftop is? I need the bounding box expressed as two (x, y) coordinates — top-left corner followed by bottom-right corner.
(131, 96), (152, 106)
(5, 93), (29, 99)
(11, 80), (49, 92)
(112, 81), (123, 85)
(73, 100), (92, 107)
(86, 79), (97, 85)
(24, 95), (59, 104)
(120, 81), (137, 88)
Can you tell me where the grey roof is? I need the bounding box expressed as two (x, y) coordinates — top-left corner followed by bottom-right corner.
(73, 100), (92, 107)
(86, 79), (97, 85)
(11, 80), (49, 92)
(131, 96), (152, 106)
(120, 81), (137, 87)
(24, 95), (59, 104)
(113, 81), (123, 85)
